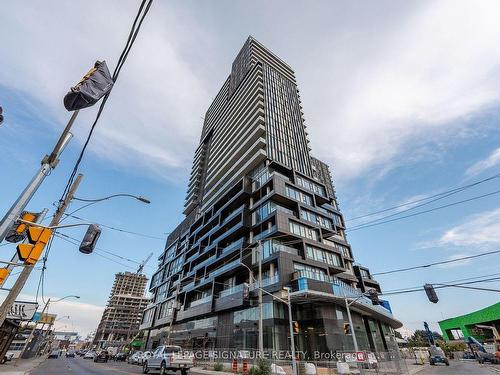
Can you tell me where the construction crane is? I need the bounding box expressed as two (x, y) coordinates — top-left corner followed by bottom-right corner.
(137, 252), (153, 274)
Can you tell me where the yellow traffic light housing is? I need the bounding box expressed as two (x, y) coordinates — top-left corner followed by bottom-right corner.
(0, 268), (10, 284)
(293, 321), (300, 334)
(5, 211), (38, 243)
(17, 226), (52, 265)
(343, 323), (351, 335)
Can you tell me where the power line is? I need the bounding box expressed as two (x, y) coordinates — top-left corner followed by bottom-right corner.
(380, 277), (500, 296)
(383, 271), (500, 293)
(348, 189), (500, 232)
(54, 232), (155, 270)
(63, 212), (165, 240)
(347, 172), (500, 222)
(372, 249), (500, 276)
(59, 0), (153, 204)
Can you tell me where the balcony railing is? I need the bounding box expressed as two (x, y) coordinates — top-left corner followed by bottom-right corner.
(253, 225), (276, 242)
(218, 283), (244, 298)
(189, 295), (212, 308)
(249, 274), (279, 290)
(295, 269), (334, 283)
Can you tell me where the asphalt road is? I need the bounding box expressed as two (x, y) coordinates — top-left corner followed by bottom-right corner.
(418, 360), (498, 375)
(30, 356), (144, 374)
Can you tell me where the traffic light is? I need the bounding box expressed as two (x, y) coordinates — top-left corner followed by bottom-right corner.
(367, 289), (380, 305)
(424, 284), (439, 303)
(0, 106), (3, 126)
(0, 268), (10, 284)
(5, 211), (39, 243)
(17, 226), (52, 265)
(79, 224), (101, 254)
(343, 323), (351, 335)
(293, 321), (300, 334)
(64, 61), (114, 111)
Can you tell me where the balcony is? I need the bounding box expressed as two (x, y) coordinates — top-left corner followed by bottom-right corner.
(293, 269), (334, 283)
(214, 284), (246, 312)
(253, 225), (277, 242)
(177, 296), (213, 321)
(249, 274), (279, 291)
(189, 295), (212, 308)
(291, 276), (400, 326)
(220, 238), (245, 257)
(218, 283), (244, 298)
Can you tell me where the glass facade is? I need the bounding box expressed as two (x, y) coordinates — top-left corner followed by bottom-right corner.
(289, 221), (319, 240)
(306, 245), (342, 267)
(300, 208), (333, 229)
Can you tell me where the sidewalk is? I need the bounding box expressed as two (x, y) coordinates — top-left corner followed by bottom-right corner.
(193, 364), (429, 375)
(405, 359), (428, 375)
(0, 356), (46, 375)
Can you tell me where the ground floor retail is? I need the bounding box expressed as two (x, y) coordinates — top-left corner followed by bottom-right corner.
(146, 300), (399, 358)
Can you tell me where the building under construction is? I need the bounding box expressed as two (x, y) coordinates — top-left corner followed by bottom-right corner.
(93, 272), (149, 349)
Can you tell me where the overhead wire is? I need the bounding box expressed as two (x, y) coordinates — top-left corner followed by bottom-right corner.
(380, 277), (500, 296)
(382, 272), (500, 294)
(59, 0), (153, 204)
(62, 212), (165, 240)
(371, 249), (500, 276)
(346, 172), (500, 222)
(347, 189), (500, 232)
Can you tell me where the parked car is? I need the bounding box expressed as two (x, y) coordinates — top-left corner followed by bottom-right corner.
(48, 349), (61, 359)
(128, 351), (143, 365)
(66, 349), (76, 358)
(115, 352), (127, 361)
(84, 350), (97, 360)
(143, 346), (194, 375)
(94, 350), (109, 363)
(0, 352), (14, 364)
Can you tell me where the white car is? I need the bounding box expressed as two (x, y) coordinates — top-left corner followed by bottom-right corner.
(128, 351), (143, 364)
(143, 346), (194, 375)
(84, 350), (97, 360)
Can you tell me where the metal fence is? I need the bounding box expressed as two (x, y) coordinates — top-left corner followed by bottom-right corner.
(191, 349), (409, 375)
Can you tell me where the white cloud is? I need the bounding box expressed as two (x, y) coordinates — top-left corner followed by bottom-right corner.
(15, 294), (104, 338)
(308, 0), (500, 180)
(2, 0), (500, 183)
(0, 1), (209, 181)
(466, 148), (500, 178)
(437, 207), (500, 248)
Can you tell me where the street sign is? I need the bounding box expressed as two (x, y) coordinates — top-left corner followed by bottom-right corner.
(7, 300), (38, 321)
(37, 313), (57, 325)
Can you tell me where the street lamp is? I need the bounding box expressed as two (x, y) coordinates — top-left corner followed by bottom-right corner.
(62, 194), (151, 220)
(73, 194), (151, 204)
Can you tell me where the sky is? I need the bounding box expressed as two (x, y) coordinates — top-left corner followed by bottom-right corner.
(0, 0), (499, 338)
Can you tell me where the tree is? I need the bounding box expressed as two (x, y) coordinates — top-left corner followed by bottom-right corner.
(436, 340), (467, 356)
(407, 330), (443, 347)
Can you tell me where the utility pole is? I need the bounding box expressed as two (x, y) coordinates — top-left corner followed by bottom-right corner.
(0, 111), (79, 244)
(257, 240), (264, 356)
(0, 174), (83, 327)
(344, 295), (364, 375)
(21, 298), (51, 358)
(285, 288), (297, 375)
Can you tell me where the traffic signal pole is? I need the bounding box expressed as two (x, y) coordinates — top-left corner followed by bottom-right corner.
(0, 111), (79, 244)
(285, 288), (297, 375)
(0, 174), (83, 328)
